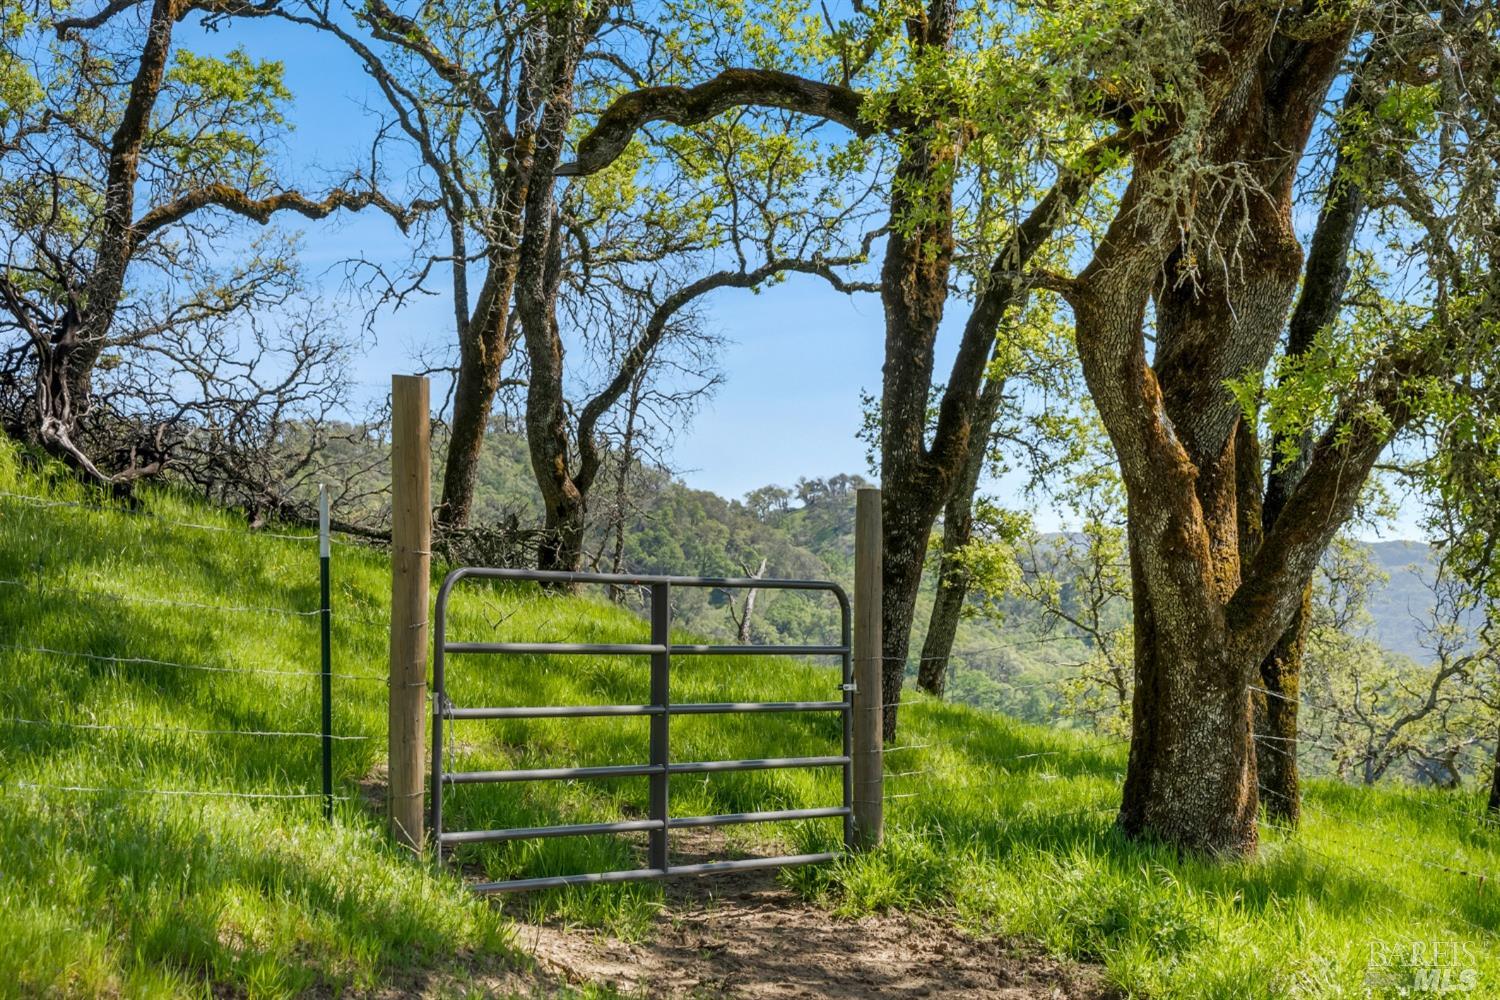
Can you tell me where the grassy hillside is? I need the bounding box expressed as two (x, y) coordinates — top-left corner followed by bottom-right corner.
(3, 438), (1500, 998)
(0, 441), (516, 997)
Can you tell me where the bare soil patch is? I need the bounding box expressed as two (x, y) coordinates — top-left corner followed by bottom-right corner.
(517, 862), (1114, 999)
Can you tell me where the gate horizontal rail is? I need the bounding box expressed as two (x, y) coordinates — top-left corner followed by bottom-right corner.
(443, 701), (844, 719)
(432, 567), (853, 893)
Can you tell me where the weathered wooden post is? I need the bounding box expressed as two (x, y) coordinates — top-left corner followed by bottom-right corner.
(852, 486), (884, 848)
(389, 374), (430, 849)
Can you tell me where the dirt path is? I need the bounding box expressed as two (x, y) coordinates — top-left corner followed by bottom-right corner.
(517, 867), (1114, 999)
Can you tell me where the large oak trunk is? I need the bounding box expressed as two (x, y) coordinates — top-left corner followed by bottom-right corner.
(1086, 22), (1353, 856)
(1118, 624), (1259, 854)
(1117, 445), (1261, 855)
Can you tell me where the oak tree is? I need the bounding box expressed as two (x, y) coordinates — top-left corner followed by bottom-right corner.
(569, 0), (1500, 856)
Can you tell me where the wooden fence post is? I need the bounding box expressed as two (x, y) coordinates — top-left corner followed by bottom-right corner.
(389, 374), (430, 850)
(852, 486), (884, 849)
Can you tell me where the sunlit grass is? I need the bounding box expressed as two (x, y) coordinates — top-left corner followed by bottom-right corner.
(0, 443), (515, 997)
(3, 435), (1499, 998)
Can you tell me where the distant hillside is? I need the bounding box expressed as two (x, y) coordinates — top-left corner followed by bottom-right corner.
(1361, 540), (1442, 661)
(450, 427), (1446, 676)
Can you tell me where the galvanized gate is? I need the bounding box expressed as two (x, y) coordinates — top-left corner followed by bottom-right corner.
(431, 567), (854, 893)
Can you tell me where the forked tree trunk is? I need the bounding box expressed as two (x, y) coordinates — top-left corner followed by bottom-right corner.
(731, 557), (768, 642)
(516, 12), (593, 578)
(1076, 14), (1358, 856)
(917, 336), (1014, 698)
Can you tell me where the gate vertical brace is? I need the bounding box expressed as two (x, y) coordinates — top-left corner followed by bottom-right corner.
(649, 582), (671, 873)
(431, 579), (449, 854)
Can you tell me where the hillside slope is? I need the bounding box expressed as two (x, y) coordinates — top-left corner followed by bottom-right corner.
(2, 439), (1499, 999)
(0, 441), (517, 996)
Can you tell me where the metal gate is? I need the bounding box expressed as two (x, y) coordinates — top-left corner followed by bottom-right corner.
(431, 567), (854, 893)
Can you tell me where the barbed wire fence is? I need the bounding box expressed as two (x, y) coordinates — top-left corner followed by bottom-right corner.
(0, 487), (393, 815)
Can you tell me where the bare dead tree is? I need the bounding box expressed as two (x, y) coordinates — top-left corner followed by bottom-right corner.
(0, 0), (413, 485)
(727, 557), (768, 643)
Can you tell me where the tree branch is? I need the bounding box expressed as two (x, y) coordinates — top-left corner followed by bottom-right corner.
(54, 0), (150, 34)
(1228, 347), (1436, 663)
(359, 0), (516, 149)
(926, 135), (1123, 475)
(133, 183), (430, 238)
(573, 253), (872, 491)
(558, 68), (887, 177)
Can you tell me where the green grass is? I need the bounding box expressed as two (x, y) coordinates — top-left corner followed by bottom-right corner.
(0, 444), (517, 997)
(3, 437), (1500, 998)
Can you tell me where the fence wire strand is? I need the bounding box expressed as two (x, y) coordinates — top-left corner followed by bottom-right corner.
(0, 489), (319, 542)
(1, 716), (369, 741)
(1261, 818), (1500, 943)
(0, 492), (383, 811)
(0, 577), (389, 626)
(0, 643), (385, 683)
(4, 780), (355, 802)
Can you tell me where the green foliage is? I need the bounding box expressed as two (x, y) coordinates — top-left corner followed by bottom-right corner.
(947, 498), (1027, 615)
(160, 48), (292, 182)
(0, 2), (39, 133)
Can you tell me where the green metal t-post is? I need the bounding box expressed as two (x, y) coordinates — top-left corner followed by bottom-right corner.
(319, 484), (333, 821)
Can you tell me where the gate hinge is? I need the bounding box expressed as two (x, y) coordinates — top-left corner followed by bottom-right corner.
(839, 683), (857, 692)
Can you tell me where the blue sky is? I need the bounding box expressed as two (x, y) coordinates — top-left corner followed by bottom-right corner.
(181, 16), (1425, 538)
